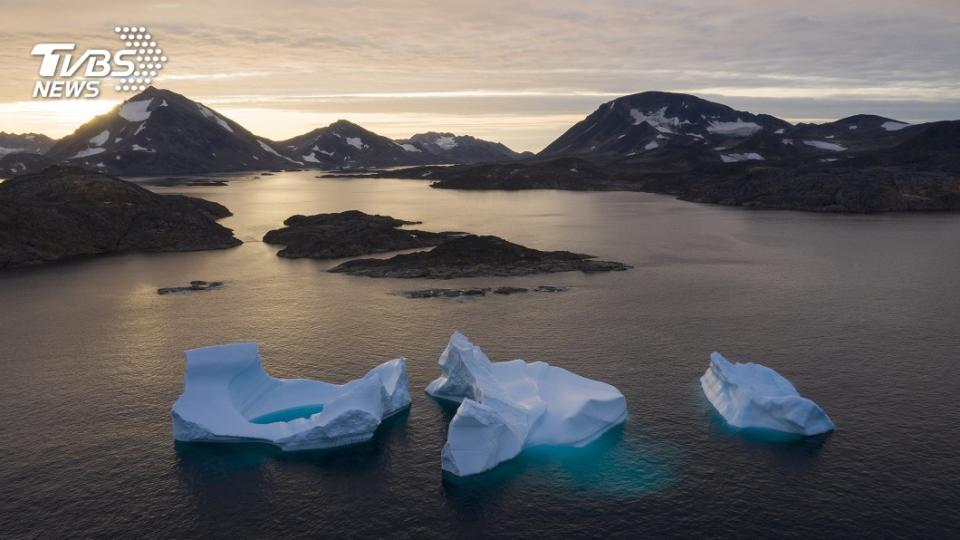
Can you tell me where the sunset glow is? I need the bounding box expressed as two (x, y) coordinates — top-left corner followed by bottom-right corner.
(1, 0), (957, 150)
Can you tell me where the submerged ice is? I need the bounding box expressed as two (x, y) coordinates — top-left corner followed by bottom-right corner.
(426, 332), (627, 476)
(700, 352), (834, 436)
(172, 343), (410, 450)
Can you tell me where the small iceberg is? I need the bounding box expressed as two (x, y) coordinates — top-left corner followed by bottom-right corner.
(700, 352), (834, 436)
(426, 332), (627, 476)
(172, 343), (410, 451)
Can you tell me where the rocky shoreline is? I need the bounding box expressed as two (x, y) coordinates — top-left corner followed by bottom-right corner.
(0, 166), (241, 269)
(360, 157), (960, 214)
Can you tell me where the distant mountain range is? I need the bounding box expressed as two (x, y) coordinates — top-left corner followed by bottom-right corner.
(0, 133), (58, 177)
(396, 132), (529, 163)
(0, 132), (55, 156)
(2, 87), (958, 212)
(0, 87), (525, 177)
(372, 91), (960, 212)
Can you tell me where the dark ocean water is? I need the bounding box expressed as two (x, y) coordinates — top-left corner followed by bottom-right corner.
(1, 173), (958, 538)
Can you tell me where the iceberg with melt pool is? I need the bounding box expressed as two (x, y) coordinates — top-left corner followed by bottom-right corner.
(427, 332), (627, 476)
(172, 343), (410, 450)
(700, 352), (834, 436)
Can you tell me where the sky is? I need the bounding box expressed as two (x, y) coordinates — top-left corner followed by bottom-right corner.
(0, 0), (957, 151)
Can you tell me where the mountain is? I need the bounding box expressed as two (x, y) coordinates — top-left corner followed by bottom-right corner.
(0, 153), (56, 178)
(539, 91), (791, 160)
(3, 87), (522, 176)
(276, 122), (526, 169)
(788, 114), (910, 141)
(276, 120), (428, 170)
(44, 87), (299, 176)
(0, 166), (240, 269)
(396, 132), (524, 163)
(537, 92), (939, 168)
(0, 132), (57, 178)
(0, 132), (56, 156)
(371, 91), (960, 213)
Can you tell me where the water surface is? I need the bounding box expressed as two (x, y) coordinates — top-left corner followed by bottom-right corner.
(1, 172), (958, 538)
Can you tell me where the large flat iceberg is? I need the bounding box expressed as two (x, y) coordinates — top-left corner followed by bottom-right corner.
(172, 343), (410, 450)
(700, 352), (834, 436)
(426, 332), (627, 476)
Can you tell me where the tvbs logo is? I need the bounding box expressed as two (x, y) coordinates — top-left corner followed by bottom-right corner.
(32, 26), (168, 99)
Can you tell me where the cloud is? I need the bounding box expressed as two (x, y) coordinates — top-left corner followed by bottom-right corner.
(0, 0), (957, 150)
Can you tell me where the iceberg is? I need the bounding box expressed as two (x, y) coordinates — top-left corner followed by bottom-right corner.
(700, 352), (834, 436)
(172, 343), (410, 450)
(426, 332), (627, 476)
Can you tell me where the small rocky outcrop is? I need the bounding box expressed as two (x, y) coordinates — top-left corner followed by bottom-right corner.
(141, 177), (230, 187)
(263, 210), (462, 259)
(399, 285), (568, 298)
(329, 235), (630, 278)
(157, 280), (224, 294)
(0, 166), (241, 269)
(402, 287), (491, 298)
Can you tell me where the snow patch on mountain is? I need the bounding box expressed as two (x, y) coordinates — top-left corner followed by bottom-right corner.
(70, 147), (106, 159)
(644, 141), (659, 150)
(400, 143), (421, 152)
(198, 105), (234, 133)
(118, 99), (153, 122)
(346, 137), (366, 150)
(803, 140), (847, 152)
(721, 152), (764, 163)
(435, 135), (458, 150)
(89, 130), (110, 146)
(707, 119), (762, 137)
(257, 140), (283, 157)
(881, 121), (910, 131)
(629, 107), (684, 134)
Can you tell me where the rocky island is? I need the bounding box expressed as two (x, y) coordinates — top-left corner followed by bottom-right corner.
(400, 285), (568, 298)
(0, 166), (241, 269)
(157, 280), (225, 294)
(328, 234), (630, 278)
(263, 210), (462, 259)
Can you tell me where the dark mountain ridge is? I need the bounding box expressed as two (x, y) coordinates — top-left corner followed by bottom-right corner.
(275, 120), (429, 169)
(396, 132), (524, 164)
(44, 87), (299, 175)
(372, 91), (960, 213)
(0, 132), (56, 155)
